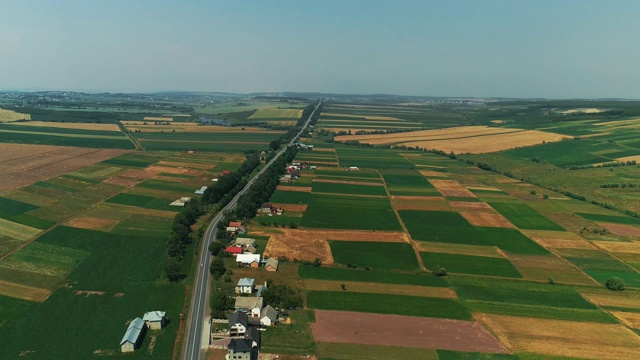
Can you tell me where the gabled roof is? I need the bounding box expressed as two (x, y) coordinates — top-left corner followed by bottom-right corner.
(120, 317), (145, 345)
(235, 238), (256, 246)
(245, 245), (257, 254)
(226, 246), (243, 254)
(235, 296), (263, 310)
(265, 257), (279, 270)
(236, 254), (260, 264)
(227, 338), (254, 352)
(256, 285), (267, 297)
(261, 305), (278, 321)
(237, 278), (254, 287)
(229, 221), (242, 227)
(142, 311), (166, 322)
(227, 311), (248, 327)
(245, 326), (260, 347)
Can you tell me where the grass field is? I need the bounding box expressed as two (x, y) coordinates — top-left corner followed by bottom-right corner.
(577, 212), (640, 225)
(489, 202), (564, 231)
(311, 181), (388, 196)
(421, 252), (522, 278)
(317, 342), (437, 360)
(105, 193), (155, 207)
(307, 291), (472, 320)
(301, 194), (401, 231)
(329, 241), (420, 271)
(298, 266), (448, 287)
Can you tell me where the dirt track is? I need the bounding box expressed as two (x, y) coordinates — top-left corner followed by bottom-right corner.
(311, 310), (508, 353)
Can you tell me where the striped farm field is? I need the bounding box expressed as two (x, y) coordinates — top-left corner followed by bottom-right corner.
(335, 126), (571, 154)
(0, 218), (42, 241)
(0, 280), (50, 302)
(6, 121), (120, 132)
(0, 108), (30, 122)
(248, 108), (303, 119)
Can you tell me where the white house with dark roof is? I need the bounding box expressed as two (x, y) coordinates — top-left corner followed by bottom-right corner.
(227, 311), (249, 337)
(260, 305), (278, 327)
(235, 278), (255, 294)
(120, 317), (146, 353)
(142, 311), (166, 330)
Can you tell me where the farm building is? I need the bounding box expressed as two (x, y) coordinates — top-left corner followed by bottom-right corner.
(226, 225), (246, 234)
(229, 221), (242, 227)
(194, 186), (208, 195)
(169, 197), (191, 207)
(261, 203), (274, 213)
(142, 311), (166, 330)
(226, 246), (243, 255)
(120, 317), (146, 353)
(255, 283), (267, 297)
(235, 278), (255, 294)
(235, 238), (256, 248)
(235, 297), (263, 318)
(260, 305), (278, 327)
(228, 311), (249, 337)
(265, 258), (279, 272)
(236, 254), (260, 268)
(244, 245), (257, 254)
(349, 166), (359, 171)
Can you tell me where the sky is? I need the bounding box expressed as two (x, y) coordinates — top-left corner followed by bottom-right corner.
(0, 0), (639, 98)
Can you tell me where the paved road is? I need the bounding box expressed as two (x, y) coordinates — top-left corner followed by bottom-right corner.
(182, 99), (323, 360)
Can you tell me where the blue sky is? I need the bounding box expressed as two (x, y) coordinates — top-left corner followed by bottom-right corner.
(1, 0), (638, 98)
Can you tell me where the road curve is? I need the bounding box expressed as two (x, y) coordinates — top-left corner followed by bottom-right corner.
(182, 99), (323, 360)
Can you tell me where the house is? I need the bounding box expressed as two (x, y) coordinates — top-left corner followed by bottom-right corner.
(260, 305), (278, 327)
(234, 297), (263, 318)
(261, 203), (273, 213)
(229, 221), (242, 228)
(235, 238), (256, 248)
(187, 150), (195, 154)
(244, 245), (257, 254)
(227, 311), (249, 337)
(226, 225), (246, 234)
(194, 186), (208, 195)
(235, 278), (255, 294)
(142, 311), (166, 330)
(255, 282), (267, 297)
(276, 208), (283, 216)
(169, 199), (187, 207)
(265, 258), (279, 272)
(289, 169), (300, 178)
(245, 326), (260, 348)
(349, 166), (359, 171)
(236, 254), (261, 268)
(226, 246), (243, 255)
(120, 317), (146, 353)
(309, 165), (317, 170)
(227, 338), (258, 360)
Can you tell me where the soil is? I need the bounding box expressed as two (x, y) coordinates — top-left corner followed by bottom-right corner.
(430, 180), (477, 198)
(311, 310), (509, 353)
(275, 185), (313, 192)
(65, 216), (119, 231)
(269, 203), (308, 212)
(461, 211), (515, 228)
(145, 165), (190, 174)
(103, 176), (139, 187)
(597, 222), (640, 237)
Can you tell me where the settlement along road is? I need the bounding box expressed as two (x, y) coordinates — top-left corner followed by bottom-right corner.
(182, 99), (323, 360)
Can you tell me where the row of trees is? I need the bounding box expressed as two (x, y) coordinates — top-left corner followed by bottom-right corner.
(201, 154), (261, 204)
(164, 199), (204, 281)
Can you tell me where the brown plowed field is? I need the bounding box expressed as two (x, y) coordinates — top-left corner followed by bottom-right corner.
(103, 176), (140, 187)
(419, 170), (448, 177)
(392, 196), (452, 211)
(461, 212), (515, 228)
(156, 160), (214, 169)
(476, 313), (640, 360)
(430, 180), (476, 198)
(449, 201), (493, 211)
(0, 144), (128, 194)
(145, 165), (189, 174)
(65, 217), (119, 232)
(597, 222), (640, 237)
(269, 203), (308, 212)
(304, 280), (456, 298)
(119, 169), (156, 179)
(311, 310), (508, 353)
(312, 179), (384, 186)
(259, 228), (406, 263)
(276, 185), (312, 192)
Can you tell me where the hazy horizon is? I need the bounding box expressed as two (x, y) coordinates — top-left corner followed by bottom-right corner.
(1, 0), (639, 99)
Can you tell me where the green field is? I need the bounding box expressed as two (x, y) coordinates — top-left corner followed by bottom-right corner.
(298, 266), (447, 287)
(0, 124), (133, 149)
(329, 241), (420, 271)
(301, 194), (401, 230)
(399, 210), (483, 244)
(311, 181), (387, 196)
(307, 291), (472, 320)
(0, 198), (38, 219)
(267, 189), (312, 204)
(489, 202), (564, 231)
(105, 193), (155, 207)
(421, 252), (522, 278)
(576, 212), (640, 225)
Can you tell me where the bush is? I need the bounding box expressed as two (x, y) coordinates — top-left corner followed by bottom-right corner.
(432, 265), (447, 276)
(605, 277), (625, 291)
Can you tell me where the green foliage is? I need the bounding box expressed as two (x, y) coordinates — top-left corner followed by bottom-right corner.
(209, 256), (227, 279)
(302, 194), (401, 231)
(432, 265), (448, 276)
(0, 197), (38, 219)
(489, 202), (564, 231)
(307, 291), (472, 320)
(422, 252), (522, 278)
(606, 277), (626, 291)
(330, 241), (420, 271)
(164, 256), (182, 282)
(261, 283), (303, 309)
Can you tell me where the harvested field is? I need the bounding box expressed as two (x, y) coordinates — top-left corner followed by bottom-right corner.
(0, 219), (42, 241)
(523, 230), (597, 250)
(430, 180), (476, 198)
(0, 108), (30, 121)
(418, 170), (448, 177)
(449, 201), (493, 211)
(592, 240), (640, 253)
(312, 179), (384, 187)
(144, 165), (189, 174)
(461, 212), (515, 228)
(0, 143), (129, 194)
(467, 186), (503, 192)
(156, 160), (214, 170)
(64, 216), (119, 232)
(311, 310), (508, 353)
(0, 279), (50, 302)
(581, 290), (640, 310)
(269, 203), (308, 212)
(276, 185), (313, 192)
(310, 148), (336, 153)
(415, 242), (502, 258)
(334, 126), (571, 154)
(303, 280), (456, 298)
(103, 176), (140, 187)
(118, 169), (156, 180)
(260, 228), (406, 263)
(391, 196), (452, 211)
(476, 313), (640, 360)
(7, 121), (120, 132)
(598, 222), (640, 237)
(611, 311), (640, 328)
(506, 254), (597, 285)
(143, 116), (173, 121)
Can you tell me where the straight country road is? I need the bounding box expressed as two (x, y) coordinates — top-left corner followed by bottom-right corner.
(182, 99), (323, 360)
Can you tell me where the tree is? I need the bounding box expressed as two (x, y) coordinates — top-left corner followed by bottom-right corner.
(209, 256), (227, 279)
(340, 283), (346, 291)
(165, 257), (182, 282)
(269, 139), (281, 151)
(432, 265), (447, 276)
(208, 241), (225, 256)
(312, 258), (322, 267)
(605, 277), (625, 291)
(547, 276), (555, 285)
